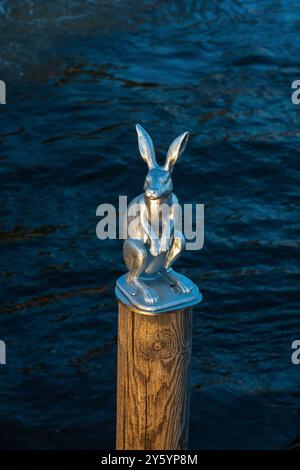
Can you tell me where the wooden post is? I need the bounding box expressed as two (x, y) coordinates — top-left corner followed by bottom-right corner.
(116, 301), (193, 450)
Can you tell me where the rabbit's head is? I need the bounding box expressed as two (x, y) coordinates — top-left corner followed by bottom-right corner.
(136, 124), (189, 201)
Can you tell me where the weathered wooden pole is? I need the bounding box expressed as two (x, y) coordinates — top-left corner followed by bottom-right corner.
(116, 296), (194, 450)
(115, 124), (202, 450)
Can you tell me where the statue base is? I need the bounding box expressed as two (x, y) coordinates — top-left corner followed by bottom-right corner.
(115, 272), (202, 314)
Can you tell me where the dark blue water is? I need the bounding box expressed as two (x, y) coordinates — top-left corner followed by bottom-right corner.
(1, 0), (300, 450)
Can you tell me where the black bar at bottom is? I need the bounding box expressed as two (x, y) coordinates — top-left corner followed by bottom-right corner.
(0, 450), (298, 466)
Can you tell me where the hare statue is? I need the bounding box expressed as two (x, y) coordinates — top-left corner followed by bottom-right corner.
(120, 124), (195, 307)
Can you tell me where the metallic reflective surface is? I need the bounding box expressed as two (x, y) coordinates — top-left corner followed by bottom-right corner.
(116, 275), (202, 314)
(118, 124), (201, 310)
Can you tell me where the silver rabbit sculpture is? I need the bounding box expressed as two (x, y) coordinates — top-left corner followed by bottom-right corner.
(122, 124), (191, 305)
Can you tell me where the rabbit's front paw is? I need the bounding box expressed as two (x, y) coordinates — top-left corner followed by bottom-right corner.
(160, 238), (170, 253)
(150, 239), (161, 257)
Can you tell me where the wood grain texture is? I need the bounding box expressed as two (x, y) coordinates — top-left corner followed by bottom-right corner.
(116, 302), (193, 450)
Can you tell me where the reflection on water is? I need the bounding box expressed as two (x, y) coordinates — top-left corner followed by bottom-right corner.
(0, 0), (300, 450)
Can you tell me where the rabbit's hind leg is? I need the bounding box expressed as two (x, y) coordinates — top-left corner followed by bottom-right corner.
(123, 239), (159, 304)
(161, 231), (190, 294)
(123, 238), (147, 281)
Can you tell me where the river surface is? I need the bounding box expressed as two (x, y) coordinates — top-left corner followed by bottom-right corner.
(0, 0), (300, 449)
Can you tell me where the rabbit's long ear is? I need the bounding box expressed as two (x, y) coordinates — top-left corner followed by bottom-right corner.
(165, 131), (189, 172)
(136, 124), (157, 169)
